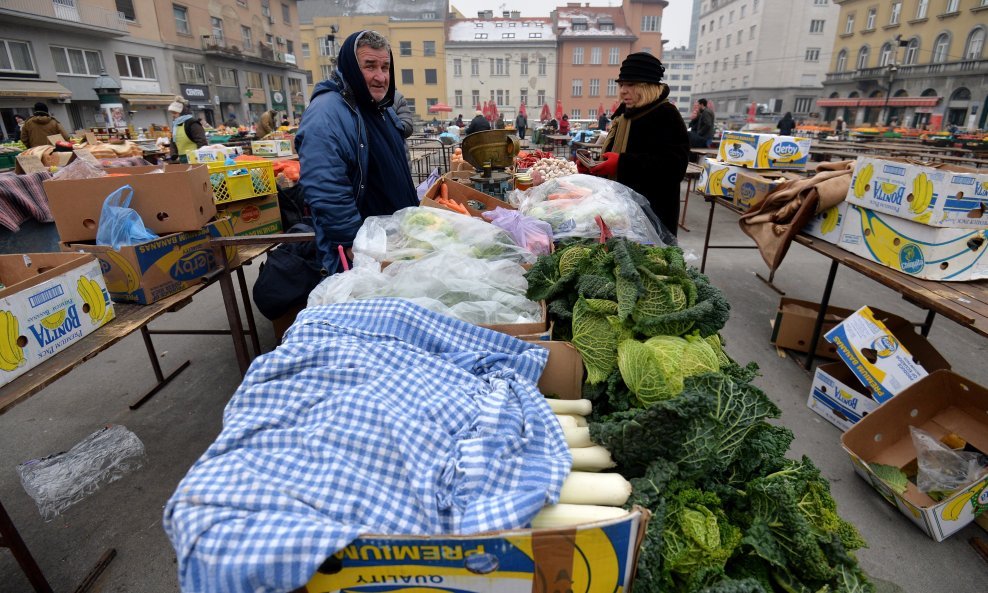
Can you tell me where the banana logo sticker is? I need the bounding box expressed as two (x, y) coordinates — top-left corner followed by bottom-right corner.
(101, 250), (140, 294)
(755, 141), (773, 169)
(940, 479), (988, 522)
(869, 335), (898, 358)
(77, 276), (109, 324)
(0, 310), (26, 372)
(854, 163), (874, 199)
(768, 140), (802, 164)
(910, 173), (935, 218)
(707, 167), (729, 196)
(40, 310), (67, 331)
(820, 207), (840, 235)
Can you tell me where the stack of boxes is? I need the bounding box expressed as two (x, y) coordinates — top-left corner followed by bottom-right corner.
(208, 160), (284, 238)
(698, 131), (810, 211)
(836, 157), (988, 281)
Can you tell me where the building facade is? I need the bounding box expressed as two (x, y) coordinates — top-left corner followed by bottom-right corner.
(819, 0), (988, 130)
(298, 0), (447, 120)
(693, 0), (840, 124)
(445, 11), (556, 123)
(0, 0), (307, 137)
(663, 45), (697, 119)
(552, 0), (666, 122)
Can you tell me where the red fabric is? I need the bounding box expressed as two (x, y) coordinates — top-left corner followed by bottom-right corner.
(555, 100), (564, 121)
(590, 152), (619, 178)
(0, 171), (54, 231)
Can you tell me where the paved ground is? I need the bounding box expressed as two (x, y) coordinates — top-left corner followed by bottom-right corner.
(1, 190), (987, 592)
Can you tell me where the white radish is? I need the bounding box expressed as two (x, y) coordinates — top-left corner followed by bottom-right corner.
(570, 415), (588, 427)
(531, 504), (629, 528)
(559, 472), (633, 506)
(545, 398), (592, 416)
(555, 414), (578, 429)
(570, 445), (617, 472)
(563, 426), (593, 448)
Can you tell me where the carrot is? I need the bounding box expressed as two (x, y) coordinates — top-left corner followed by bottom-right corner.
(440, 182), (449, 201)
(436, 196), (469, 215)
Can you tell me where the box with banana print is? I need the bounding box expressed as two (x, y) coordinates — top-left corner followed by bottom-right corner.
(837, 205), (988, 281)
(803, 201), (849, 244)
(697, 158), (747, 198)
(841, 370), (988, 542)
(0, 253), (114, 389)
(846, 157), (988, 228)
(717, 132), (812, 171)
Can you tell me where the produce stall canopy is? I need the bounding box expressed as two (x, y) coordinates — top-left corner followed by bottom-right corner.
(121, 94), (176, 106)
(0, 80), (71, 99)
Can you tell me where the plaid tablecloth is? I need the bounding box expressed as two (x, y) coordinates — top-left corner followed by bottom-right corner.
(163, 298), (571, 593)
(0, 172), (53, 232)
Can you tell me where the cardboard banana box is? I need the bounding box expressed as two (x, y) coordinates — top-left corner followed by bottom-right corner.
(697, 158), (746, 198)
(0, 253), (114, 389)
(837, 205), (988, 281)
(847, 156), (988, 228)
(803, 201), (849, 244)
(718, 132), (812, 171)
(841, 370), (988, 542)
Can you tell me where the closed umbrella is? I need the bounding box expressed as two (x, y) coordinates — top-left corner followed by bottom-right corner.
(555, 99), (564, 121)
(747, 102), (757, 123)
(519, 103), (527, 117)
(491, 101), (499, 123)
(540, 103), (551, 122)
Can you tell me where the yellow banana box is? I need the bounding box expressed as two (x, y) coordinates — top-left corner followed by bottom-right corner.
(841, 370), (988, 542)
(250, 140), (294, 158)
(846, 157), (988, 228)
(217, 193), (284, 236)
(696, 158), (746, 198)
(802, 202), (849, 244)
(0, 253), (114, 389)
(63, 218), (239, 305)
(717, 132), (812, 171)
(303, 508), (648, 593)
(837, 205), (988, 281)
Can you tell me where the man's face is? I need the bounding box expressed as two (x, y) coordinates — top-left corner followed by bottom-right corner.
(356, 45), (390, 103)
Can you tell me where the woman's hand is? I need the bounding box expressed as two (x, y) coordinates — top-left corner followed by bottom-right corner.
(590, 152), (619, 178)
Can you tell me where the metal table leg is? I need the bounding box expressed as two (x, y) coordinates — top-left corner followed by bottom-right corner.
(236, 267), (262, 358)
(700, 197), (717, 273)
(0, 500), (53, 593)
(679, 177), (693, 233)
(919, 309), (937, 337)
(804, 259), (840, 371)
(213, 245), (251, 376)
(129, 326), (191, 410)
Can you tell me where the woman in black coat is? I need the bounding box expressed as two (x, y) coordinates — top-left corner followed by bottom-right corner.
(583, 52), (689, 237)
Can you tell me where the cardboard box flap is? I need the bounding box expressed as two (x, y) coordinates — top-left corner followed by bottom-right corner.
(533, 341), (585, 400)
(0, 253), (93, 297)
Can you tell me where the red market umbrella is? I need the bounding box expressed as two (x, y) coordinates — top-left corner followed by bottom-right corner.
(598, 103), (605, 117)
(429, 102), (453, 113)
(540, 103), (551, 122)
(555, 99), (564, 121)
(747, 102), (757, 123)
(483, 100), (493, 120)
(519, 103), (527, 117)
(490, 101), (499, 122)
(610, 101), (619, 114)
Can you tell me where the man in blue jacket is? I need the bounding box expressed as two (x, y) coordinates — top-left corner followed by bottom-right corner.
(295, 30), (418, 273)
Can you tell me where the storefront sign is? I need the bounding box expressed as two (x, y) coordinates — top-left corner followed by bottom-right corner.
(181, 84), (211, 105)
(271, 90), (287, 111)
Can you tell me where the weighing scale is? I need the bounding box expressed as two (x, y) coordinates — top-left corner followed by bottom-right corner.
(459, 130), (521, 201)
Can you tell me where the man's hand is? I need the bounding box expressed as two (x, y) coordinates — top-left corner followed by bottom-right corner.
(590, 152), (620, 178)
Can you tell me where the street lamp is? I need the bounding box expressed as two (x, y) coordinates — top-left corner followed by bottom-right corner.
(92, 69), (125, 130)
(882, 63), (897, 126)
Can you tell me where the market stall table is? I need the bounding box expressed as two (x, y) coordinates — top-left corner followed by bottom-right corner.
(544, 134), (571, 155)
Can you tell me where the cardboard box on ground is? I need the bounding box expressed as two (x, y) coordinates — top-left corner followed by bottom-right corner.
(841, 370), (988, 542)
(0, 253), (114, 389)
(770, 298), (910, 360)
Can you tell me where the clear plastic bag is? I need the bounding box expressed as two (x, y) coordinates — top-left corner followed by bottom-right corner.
(17, 425), (146, 521)
(352, 206), (535, 266)
(95, 184), (159, 249)
(508, 174), (669, 245)
(482, 207), (553, 256)
(51, 158), (107, 180)
(911, 426), (988, 497)
(308, 252), (542, 325)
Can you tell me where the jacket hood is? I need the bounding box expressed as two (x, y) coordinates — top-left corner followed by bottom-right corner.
(331, 30), (395, 110)
(29, 114), (54, 124)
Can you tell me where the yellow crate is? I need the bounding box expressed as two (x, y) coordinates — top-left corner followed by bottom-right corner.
(206, 160), (276, 205)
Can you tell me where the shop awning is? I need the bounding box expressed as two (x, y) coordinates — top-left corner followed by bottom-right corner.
(816, 99), (860, 107)
(0, 80), (71, 99)
(121, 93), (176, 106)
(856, 97), (941, 107)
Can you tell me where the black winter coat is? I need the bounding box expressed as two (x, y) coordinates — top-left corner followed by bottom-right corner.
(605, 91), (689, 237)
(464, 115), (492, 135)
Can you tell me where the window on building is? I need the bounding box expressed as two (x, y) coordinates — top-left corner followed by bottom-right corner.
(453, 59), (461, 77)
(399, 41), (411, 57)
(471, 58), (479, 76)
(282, 2), (290, 23)
(401, 69), (413, 84)
(475, 33), (488, 39)
(319, 36), (333, 56)
(237, 26), (252, 51)
(945, 0), (959, 13)
(520, 57), (528, 75)
(814, 0), (828, 4)
(600, 21), (614, 31)
(809, 19), (824, 33)
(496, 89), (503, 104)
(607, 79), (617, 96)
(836, 49), (848, 71)
(726, 35), (731, 47)
(520, 88), (527, 105)
(856, 45), (870, 69)
(425, 69), (437, 84)
(51, 46), (103, 76)
(538, 57), (547, 76)
(176, 60), (206, 84)
(573, 47), (583, 65)
(879, 42), (893, 66)
(423, 41), (436, 57)
(753, 0), (759, 11)
(737, 30), (742, 43)
(865, 8), (876, 29)
(173, 4), (189, 35)
(210, 17), (225, 44)
(965, 27), (985, 60)
(889, 1), (901, 25)
(454, 90), (463, 108)
(495, 58), (507, 75)
(845, 13), (854, 34)
(589, 78), (599, 95)
(572, 79), (582, 96)
(267, 74), (283, 91)
(749, 25), (756, 39)
(716, 38), (720, 50)
(572, 19), (588, 32)
(115, 53), (155, 79)
(472, 89), (480, 107)
(405, 97), (416, 114)
(741, 75), (748, 86)
(641, 15), (660, 32)
(246, 71), (263, 89)
(529, 33), (542, 38)
(115, 0), (136, 21)
(794, 97), (813, 113)
(734, 54), (739, 67)
(590, 47), (601, 64)
(502, 33), (514, 39)
(218, 67), (237, 86)
(932, 33), (949, 62)
(713, 61), (718, 72)
(537, 89), (545, 105)
(746, 50), (752, 64)
(916, 0), (929, 18)
(904, 38), (920, 63)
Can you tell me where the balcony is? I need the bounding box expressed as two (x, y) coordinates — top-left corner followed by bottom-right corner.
(0, 0), (127, 35)
(825, 58), (988, 82)
(202, 40), (296, 69)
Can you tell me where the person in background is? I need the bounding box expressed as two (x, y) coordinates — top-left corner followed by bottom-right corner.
(12, 114), (25, 139)
(546, 118), (559, 132)
(256, 108), (277, 138)
(465, 110), (491, 135)
(583, 52), (689, 237)
(392, 90), (414, 139)
(559, 114), (570, 135)
(167, 97), (208, 162)
(224, 112), (238, 127)
(777, 112), (796, 136)
(281, 114), (291, 128)
(835, 116), (846, 140)
(597, 111), (609, 131)
(295, 30), (418, 274)
(20, 102), (70, 148)
(446, 119), (461, 141)
(495, 114), (506, 129)
(689, 98), (714, 148)
(455, 114), (464, 127)
(514, 111), (528, 140)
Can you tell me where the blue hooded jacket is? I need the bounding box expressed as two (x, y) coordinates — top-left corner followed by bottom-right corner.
(295, 31), (416, 273)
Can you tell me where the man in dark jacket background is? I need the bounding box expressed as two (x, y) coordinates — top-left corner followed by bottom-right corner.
(464, 110), (491, 135)
(688, 98), (714, 148)
(777, 112), (796, 136)
(295, 30), (418, 274)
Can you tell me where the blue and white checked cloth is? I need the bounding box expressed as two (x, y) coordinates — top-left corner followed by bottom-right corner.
(163, 298), (571, 593)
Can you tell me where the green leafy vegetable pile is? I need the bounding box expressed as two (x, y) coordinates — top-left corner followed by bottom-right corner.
(525, 239), (873, 593)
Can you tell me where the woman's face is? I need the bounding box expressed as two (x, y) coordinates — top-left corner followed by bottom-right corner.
(170, 111), (180, 120)
(618, 83), (640, 108)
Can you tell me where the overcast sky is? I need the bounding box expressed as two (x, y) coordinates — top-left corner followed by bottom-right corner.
(448, 1), (695, 49)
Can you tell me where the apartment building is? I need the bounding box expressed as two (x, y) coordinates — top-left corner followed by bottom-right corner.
(663, 46), (697, 119)
(445, 11), (557, 122)
(298, 0), (447, 119)
(552, 6), (628, 121)
(693, 0), (840, 123)
(819, 0), (988, 130)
